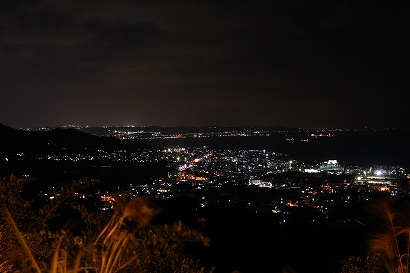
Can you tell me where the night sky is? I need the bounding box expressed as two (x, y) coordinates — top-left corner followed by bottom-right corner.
(1, 0), (409, 129)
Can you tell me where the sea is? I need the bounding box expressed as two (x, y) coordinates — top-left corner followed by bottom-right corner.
(141, 129), (410, 170)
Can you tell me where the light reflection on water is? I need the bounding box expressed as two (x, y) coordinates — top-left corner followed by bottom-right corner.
(142, 132), (410, 169)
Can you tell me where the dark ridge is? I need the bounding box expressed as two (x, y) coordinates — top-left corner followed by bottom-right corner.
(0, 123), (32, 151)
(79, 125), (302, 136)
(0, 123), (153, 155)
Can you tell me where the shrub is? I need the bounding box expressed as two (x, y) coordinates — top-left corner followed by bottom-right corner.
(0, 175), (213, 273)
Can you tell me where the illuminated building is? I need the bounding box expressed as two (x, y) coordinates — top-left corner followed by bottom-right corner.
(318, 160), (344, 174)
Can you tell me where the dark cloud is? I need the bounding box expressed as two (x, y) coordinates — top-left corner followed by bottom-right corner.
(0, 0), (409, 128)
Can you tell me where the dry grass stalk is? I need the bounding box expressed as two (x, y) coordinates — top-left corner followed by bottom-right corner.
(368, 200), (410, 273)
(0, 205), (41, 273)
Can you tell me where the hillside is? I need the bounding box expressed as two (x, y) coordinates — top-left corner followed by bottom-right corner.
(0, 123), (151, 155)
(0, 123), (165, 189)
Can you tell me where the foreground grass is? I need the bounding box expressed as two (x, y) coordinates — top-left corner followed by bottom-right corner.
(0, 176), (213, 273)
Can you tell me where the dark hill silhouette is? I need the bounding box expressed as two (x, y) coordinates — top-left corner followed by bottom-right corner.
(0, 123), (152, 154)
(79, 125), (301, 136)
(0, 123), (32, 151)
(0, 124), (167, 190)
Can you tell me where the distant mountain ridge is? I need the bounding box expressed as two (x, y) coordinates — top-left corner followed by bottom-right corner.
(78, 125), (301, 136)
(0, 123), (150, 155)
